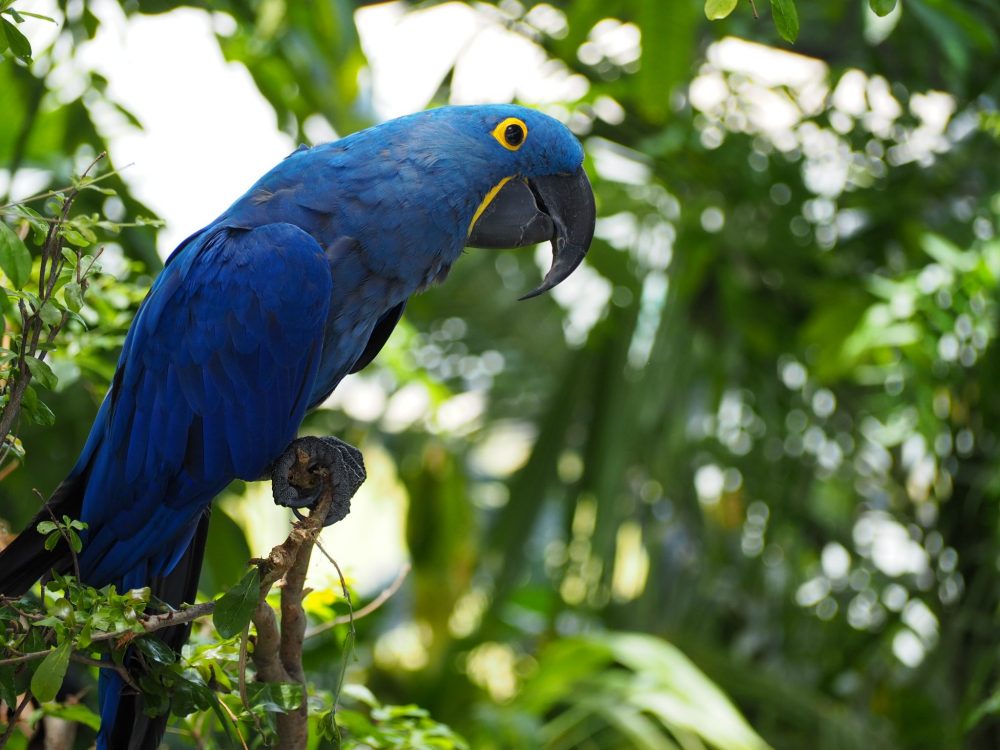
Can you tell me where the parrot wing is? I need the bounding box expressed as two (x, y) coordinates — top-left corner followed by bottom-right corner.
(349, 299), (406, 374)
(0, 222), (334, 593)
(80, 221), (334, 584)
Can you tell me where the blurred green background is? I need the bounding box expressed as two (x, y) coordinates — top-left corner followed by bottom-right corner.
(2, 0), (1000, 748)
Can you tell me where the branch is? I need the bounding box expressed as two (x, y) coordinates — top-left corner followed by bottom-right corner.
(249, 444), (337, 750)
(0, 152), (108, 446)
(0, 692), (32, 749)
(0, 601), (217, 667)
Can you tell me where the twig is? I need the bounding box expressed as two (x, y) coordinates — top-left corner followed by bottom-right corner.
(316, 541), (355, 717)
(0, 651), (45, 668)
(237, 621), (264, 737)
(748, 0), (758, 18)
(40, 494), (81, 580)
(0, 152), (109, 445)
(0, 600), (218, 667)
(237, 621), (251, 712)
(217, 697), (250, 750)
(0, 162), (132, 211)
(0, 460), (19, 483)
(304, 563), (410, 639)
(0, 692), (32, 749)
(69, 653), (139, 693)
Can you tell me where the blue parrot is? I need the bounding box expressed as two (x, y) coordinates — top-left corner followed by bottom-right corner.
(0, 104), (595, 748)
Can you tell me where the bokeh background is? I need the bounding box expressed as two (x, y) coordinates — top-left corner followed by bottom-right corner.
(2, 0), (1000, 747)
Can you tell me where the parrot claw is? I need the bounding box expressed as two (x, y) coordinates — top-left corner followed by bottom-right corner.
(270, 436), (366, 527)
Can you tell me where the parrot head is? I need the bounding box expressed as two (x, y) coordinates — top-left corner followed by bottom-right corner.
(324, 104), (596, 299)
(453, 105), (597, 299)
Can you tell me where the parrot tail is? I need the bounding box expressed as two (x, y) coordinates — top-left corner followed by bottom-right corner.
(97, 510), (210, 750)
(0, 471), (87, 597)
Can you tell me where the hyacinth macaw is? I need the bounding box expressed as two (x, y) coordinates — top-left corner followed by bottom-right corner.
(0, 104), (595, 748)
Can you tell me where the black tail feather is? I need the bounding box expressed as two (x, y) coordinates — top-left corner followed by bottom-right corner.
(0, 473), (86, 597)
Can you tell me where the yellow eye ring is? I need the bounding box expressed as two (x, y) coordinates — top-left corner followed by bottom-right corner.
(492, 117), (528, 151)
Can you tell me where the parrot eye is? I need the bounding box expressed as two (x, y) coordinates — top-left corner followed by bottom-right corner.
(492, 117), (528, 151)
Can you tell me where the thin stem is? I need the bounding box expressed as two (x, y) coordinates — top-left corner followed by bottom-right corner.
(0, 692), (32, 749)
(304, 563), (409, 639)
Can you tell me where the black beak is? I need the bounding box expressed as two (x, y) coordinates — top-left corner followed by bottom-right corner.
(466, 166), (596, 300)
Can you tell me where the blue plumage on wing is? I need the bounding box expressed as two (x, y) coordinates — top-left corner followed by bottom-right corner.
(74, 223), (333, 587)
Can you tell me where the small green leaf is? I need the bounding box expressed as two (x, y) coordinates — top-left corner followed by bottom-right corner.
(36, 520), (58, 535)
(31, 641), (71, 703)
(705, 0), (739, 20)
(0, 664), (16, 708)
(869, 0), (897, 16)
(133, 636), (176, 665)
(0, 221), (31, 289)
(37, 300), (62, 328)
(63, 282), (84, 312)
(59, 226), (91, 248)
(1, 17), (30, 61)
(770, 0), (799, 42)
(22, 384), (55, 425)
(249, 681), (305, 712)
(213, 567), (259, 639)
(10, 10), (56, 22)
(25, 355), (57, 390)
(12, 205), (48, 244)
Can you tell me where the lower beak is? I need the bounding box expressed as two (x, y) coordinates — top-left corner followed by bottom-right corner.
(466, 166), (596, 299)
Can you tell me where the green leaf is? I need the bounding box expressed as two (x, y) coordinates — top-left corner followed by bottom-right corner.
(22, 384), (55, 425)
(10, 10), (56, 22)
(37, 299), (62, 328)
(11, 205), (48, 244)
(133, 636), (176, 665)
(869, 0), (898, 16)
(41, 702), (101, 730)
(59, 226), (91, 248)
(63, 281), (84, 312)
(770, 0), (799, 42)
(213, 567), (259, 639)
(249, 681), (305, 712)
(31, 641), (71, 703)
(705, 0), (739, 20)
(25, 355), (57, 390)
(0, 664), (16, 709)
(1, 17), (30, 61)
(0, 221), (31, 290)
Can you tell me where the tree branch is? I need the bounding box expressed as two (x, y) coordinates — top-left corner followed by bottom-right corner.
(249, 446), (337, 750)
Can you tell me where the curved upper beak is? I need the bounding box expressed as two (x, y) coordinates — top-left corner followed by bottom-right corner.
(466, 166), (596, 300)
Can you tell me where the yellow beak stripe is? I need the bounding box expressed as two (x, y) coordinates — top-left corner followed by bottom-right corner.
(467, 176), (514, 238)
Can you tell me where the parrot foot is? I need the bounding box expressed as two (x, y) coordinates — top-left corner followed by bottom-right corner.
(271, 437), (366, 527)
